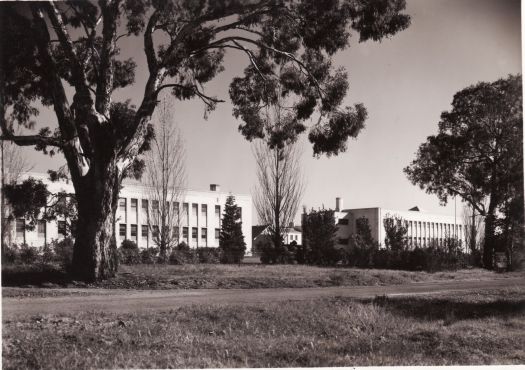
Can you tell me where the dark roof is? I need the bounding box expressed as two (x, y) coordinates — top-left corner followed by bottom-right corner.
(252, 225), (269, 239)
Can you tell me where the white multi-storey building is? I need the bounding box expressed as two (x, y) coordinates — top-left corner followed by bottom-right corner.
(329, 197), (466, 249)
(11, 173), (253, 254)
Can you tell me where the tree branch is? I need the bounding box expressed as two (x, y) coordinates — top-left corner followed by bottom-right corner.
(0, 134), (62, 148)
(95, 0), (122, 115)
(144, 10), (160, 73)
(192, 36), (323, 97)
(155, 84), (225, 107)
(44, 2), (90, 93)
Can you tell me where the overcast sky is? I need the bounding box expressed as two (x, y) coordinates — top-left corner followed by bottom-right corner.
(23, 0), (522, 224)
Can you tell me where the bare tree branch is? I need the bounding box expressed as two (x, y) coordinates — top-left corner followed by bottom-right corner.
(144, 99), (187, 255)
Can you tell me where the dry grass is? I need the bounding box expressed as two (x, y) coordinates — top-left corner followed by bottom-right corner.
(3, 287), (524, 369)
(3, 263), (523, 294)
(97, 264), (523, 289)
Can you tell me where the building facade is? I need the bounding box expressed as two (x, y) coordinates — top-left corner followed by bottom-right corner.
(252, 224), (302, 246)
(330, 197), (466, 249)
(11, 173), (253, 254)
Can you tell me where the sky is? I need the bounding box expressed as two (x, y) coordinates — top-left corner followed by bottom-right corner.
(21, 0), (522, 224)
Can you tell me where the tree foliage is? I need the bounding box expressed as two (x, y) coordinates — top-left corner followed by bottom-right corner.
(302, 208), (339, 265)
(383, 214), (408, 251)
(219, 195), (246, 263)
(0, 0), (410, 281)
(3, 177), (78, 235)
(354, 216), (375, 248)
(404, 75), (523, 268)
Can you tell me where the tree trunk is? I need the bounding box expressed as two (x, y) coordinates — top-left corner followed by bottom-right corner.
(483, 198), (497, 270)
(71, 161), (120, 282)
(470, 209), (476, 253)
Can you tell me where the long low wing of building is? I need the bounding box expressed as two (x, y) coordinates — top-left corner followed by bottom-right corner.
(331, 198), (466, 250)
(10, 173), (253, 255)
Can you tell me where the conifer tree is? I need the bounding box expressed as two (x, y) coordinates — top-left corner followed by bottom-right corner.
(219, 195), (246, 264)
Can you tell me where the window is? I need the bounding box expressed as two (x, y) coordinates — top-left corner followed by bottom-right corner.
(201, 204), (207, 227)
(338, 218), (349, 225)
(141, 199), (148, 211)
(201, 228), (207, 247)
(173, 227), (180, 240)
(183, 203), (189, 225)
(215, 205), (221, 226)
(192, 227), (198, 244)
(152, 225), (159, 237)
(141, 225), (148, 238)
(182, 227), (189, 241)
(119, 224), (126, 237)
(57, 220), (66, 236)
(119, 198), (126, 211)
(16, 219), (25, 238)
(131, 224), (137, 239)
(37, 220), (46, 237)
(191, 203), (198, 225)
(131, 198), (138, 210)
(215, 228), (220, 241)
(152, 200), (159, 213)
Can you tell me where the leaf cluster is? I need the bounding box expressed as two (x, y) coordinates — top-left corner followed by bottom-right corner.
(404, 75), (523, 216)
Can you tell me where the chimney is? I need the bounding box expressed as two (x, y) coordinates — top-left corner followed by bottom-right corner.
(210, 184), (220, 192)
(336, 197), (343, 212)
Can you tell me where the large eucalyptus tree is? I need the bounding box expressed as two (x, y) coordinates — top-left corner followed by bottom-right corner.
(1, 0), (410, 281)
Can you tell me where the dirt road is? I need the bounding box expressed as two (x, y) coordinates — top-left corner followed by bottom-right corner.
(3, 277), (523, 319)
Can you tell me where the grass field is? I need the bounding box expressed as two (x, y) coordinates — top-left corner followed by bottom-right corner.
(3, 287), (524, 368)
(3, 263), (522, 294)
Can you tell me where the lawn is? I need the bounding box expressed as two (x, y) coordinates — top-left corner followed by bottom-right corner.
(3, 263), (523, 294)
(3, 287), (524, 368)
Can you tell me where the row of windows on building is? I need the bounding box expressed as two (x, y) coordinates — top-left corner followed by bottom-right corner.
(405, 221), (462, 239)
(15, 219), (69, 239)
(288, 234), (300, 241)
(118, 198), (241, 227)
(407, 236), (461, 247)
(119, 223), (220, 247)
(338, 218), (463, 238)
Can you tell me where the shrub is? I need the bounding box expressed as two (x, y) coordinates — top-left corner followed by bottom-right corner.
(42, 243), (55, 263)
(257, 236), (277, 264)
(141, 248), (159, 264)
(119, 239), (141, 265)
(295, 243), (308, 264)
(53, 237), (74, 271)
(169, 248), (196, 265)
(219, 246), (245, 264)
(19, 244), (39, 264)
(408, 247), (427, 271)
(197, 247), (220, 264)
(3, 245), (20, 264)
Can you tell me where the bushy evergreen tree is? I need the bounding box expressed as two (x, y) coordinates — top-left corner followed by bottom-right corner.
(383, 214), (408, 251)
(302, 209), (339, 265)
(219, 196), (246, 264)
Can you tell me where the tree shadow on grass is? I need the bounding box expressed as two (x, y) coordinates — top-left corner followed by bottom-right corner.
(362, 294), (525, 322)
(2, 264), (73, 287)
